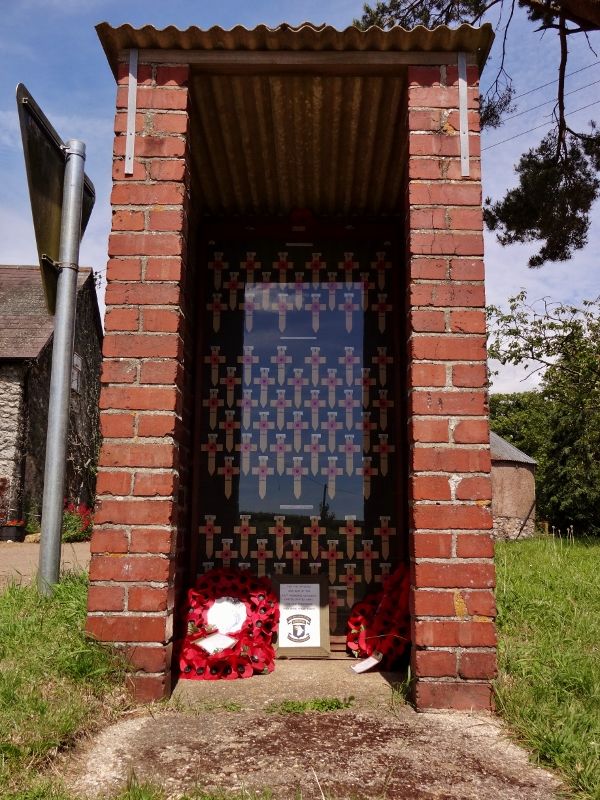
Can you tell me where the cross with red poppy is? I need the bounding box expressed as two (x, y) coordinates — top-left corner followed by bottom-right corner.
(215, 539), (238, 568)
(371, 293), (392, 333)
(329, 586), (345, 632)
(219, 410), (240, 452)
(254, 368), (275, 408)
(208, 251), (228, 290)
(356, 369), (376, 408)
(340, 515), (362, 559)
(269, 515), (291, 559)
(322, 368), (342, 408)
(271, 389), (292, 430)
(339, 434), (360, 476)
(274, 251), (291, 284)
(199, 515), (221, 558)
(304, 516), (325, 559)
(373, 433), (395, 477)
(358, 272), (375, 309)
(220, 367), (241, 408)
(218, 457), (240, 499)
(240, 250), (260, 283)
(357, 539), (379, 584)
(234, 515), (256, 558)
(305, 293), (327, 333)
(304, 389), (325, 430)
(201, 434), (223, 476)
(326, 272), (343, 310)
(203, 388), (224, 430)
(223, 271), (242, 309)
(372, 251), (391, 291)
(271, 346), (292, 384)
(374, 562), (393, 586)
(306, 347), (326, 386)
(340, 563), (362, 607)
(207, 293), (226, 332)
(250, 538), (273, 577)
(288, 368), (309, 408)
(374, 516), (396, 560)
(339, 292), (360, 333)
(372, 347), (393, 386)
(339, 252), (358, 289)
(373, 389), (394, 431)
(307, 252), (326, 287)
(357, 411), (377, 453)
(322, 539), (344, 583)
(339, 346), (360, 386)
(286, 539), (308, 575)
(288, 411), (309, 453)
(205, 345), (225, 386)
(238, 345), (259, 385)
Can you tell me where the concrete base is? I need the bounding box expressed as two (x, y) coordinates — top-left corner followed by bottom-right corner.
(172, 659), (404, 712)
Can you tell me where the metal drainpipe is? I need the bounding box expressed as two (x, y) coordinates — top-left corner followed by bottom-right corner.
(38, 139), (86, 595)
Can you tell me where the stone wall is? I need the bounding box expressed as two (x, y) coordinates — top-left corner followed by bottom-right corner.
(491, 462), (536, 540)
(0, 363), (26, 521)
(23, 275), (102, 521)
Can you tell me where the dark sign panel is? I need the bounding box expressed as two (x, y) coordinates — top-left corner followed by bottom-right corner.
(16, 83), (95, 313)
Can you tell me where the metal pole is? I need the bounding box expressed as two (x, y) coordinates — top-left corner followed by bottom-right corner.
(38, 139), (86, 595)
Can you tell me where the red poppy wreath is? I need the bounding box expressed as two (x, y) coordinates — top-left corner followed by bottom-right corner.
(346, 563), (411, 669)
(179, 567), (279, 680)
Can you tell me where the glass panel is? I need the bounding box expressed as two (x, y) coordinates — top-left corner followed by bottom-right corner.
(197, 241), (399, 635)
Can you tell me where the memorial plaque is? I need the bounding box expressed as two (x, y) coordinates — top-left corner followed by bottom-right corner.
(273, 575), (330, 657)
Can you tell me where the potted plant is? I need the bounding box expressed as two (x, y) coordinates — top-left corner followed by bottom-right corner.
(0, 519), (26, 542)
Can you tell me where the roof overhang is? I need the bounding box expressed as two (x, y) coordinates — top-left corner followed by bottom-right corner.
(96, 23), (494, 218)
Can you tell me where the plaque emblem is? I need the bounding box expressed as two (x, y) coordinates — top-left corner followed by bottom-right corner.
(286, 614), (312, 644)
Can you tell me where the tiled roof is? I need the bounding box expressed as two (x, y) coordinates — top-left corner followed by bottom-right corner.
(0, 266), (93, 360)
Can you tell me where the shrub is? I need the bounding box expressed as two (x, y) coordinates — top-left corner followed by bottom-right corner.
(62, 502), (93, 543)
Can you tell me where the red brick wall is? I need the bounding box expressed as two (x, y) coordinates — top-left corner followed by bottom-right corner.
(86, 60), (192, 701)
(406, 63), (496, 710)
(87, 56), (496, 709)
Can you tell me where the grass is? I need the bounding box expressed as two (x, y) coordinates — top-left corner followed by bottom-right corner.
(495, 536), (600, 799)
(0, 573), (125, 798)
(265, 696), (354, 714)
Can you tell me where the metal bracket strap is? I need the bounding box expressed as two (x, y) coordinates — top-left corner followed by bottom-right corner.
(125, 48), (138, 175)
(457, 52), (470, 177)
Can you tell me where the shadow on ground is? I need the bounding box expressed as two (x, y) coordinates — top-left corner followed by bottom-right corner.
(64, 662), (562, 800)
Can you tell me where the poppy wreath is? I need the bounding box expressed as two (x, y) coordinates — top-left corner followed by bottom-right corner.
(346, 563), (411, 669)
(179, 567), (279, 680)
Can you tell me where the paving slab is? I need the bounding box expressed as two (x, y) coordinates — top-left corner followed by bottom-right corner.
(0, 541), (90, 586)
(65, 661), (564, 800)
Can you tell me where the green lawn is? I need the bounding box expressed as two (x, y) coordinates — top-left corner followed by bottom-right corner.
(495, 537), (600, 799)
(0, 573), (124, 799)
(2, 541), (599, 800)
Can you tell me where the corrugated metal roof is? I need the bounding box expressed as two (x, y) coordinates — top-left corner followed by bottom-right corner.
(0, 266), (93, 360)
(490, 431), (537, 466)
(96, 22), (494, 75)
(97, 22), (492, 217)
(190, 73), (406, 217)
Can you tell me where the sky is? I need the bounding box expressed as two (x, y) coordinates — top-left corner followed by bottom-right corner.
(0, 0), (598, 393)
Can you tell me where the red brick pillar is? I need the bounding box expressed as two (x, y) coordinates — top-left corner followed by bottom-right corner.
(406, 63), (497, 710)
(86, 60), (191, 701)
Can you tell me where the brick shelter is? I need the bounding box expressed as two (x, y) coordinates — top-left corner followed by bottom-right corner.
(88, 22), (497, 710)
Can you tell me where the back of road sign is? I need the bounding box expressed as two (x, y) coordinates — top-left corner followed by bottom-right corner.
(16, 83), (95, 314)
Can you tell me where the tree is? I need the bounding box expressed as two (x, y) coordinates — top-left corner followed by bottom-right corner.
(488, 292), (600, 534)
(355, 0), (600, 267)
